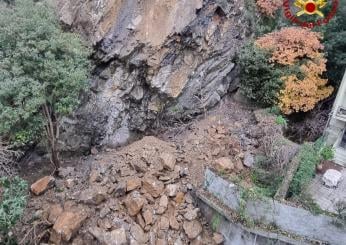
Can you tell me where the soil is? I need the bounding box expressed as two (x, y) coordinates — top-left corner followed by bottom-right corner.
(11, 95), (279, 245)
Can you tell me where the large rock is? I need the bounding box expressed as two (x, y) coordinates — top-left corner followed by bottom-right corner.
(79, 186), (108, 205)
(55, 0), (248, 152)
(183, 220), (203, 240)
(31, 176), (55, 195)
(124, 191), (145, 216)
(50, 210), (88, 244)
(142, 177), (165, 198)
(89, 227), (127, 245)
(323, 169), (342, 188)
(160, 153), (176, 171)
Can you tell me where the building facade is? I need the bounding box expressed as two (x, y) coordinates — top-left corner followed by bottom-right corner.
(325, 70), (346, 166)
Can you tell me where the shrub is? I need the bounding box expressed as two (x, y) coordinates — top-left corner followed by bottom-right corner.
(0, 0), (90, 168)
(0, 140), (21, 177)
(320, 145), (334, 161)
(238, 42), (283, 106)
(289, 140), (326, 196)
(275, 115), (287, 126)
(0, 177), (28, 234)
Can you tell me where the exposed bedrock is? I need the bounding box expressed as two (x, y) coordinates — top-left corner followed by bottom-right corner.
(56, 0), (248, 152)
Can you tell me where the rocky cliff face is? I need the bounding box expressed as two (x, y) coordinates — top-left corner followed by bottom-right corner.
(56, 0), (248, 151)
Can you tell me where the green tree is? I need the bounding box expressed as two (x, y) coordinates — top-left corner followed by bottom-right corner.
(323, 0), (346, 86)
(238, 42), (284, 106)
(0, 0), (90, 169)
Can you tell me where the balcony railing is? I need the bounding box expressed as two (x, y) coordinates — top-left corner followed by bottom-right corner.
(335, 106), (346, 122)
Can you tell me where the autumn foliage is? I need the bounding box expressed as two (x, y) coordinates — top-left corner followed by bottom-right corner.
(256, 0), (282, 17)
(255, 27), (324, 65)
(255, 27), (333, 114)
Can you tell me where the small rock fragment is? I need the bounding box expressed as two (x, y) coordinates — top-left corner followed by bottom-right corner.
(183, 220), (202, 240)
(142, 177), (164, 198)
(130, 223), (149, 244)
(79, 186), (107, 205)
(157, 195), (169, 214)
(184, 208), (199, 221)
(166, 184), (178, 197)
(159, 216), (170, 230)
(114, 181), (127, 197)
(90, 147), (99, 155)
(160, 153), (176, 171)
(169, 215), (180, 230)
(214, 157), (234, 171)
(31, 176), (55, 195)
(142, 209), (153, 225)
(136, 213), (146, 228)
(48, 204), (63, 224)
(58, 167), (75, 178)
(243, 153), (255, 168)
(126, 178), (142, 192)
(175, 192), (185, 204)
(212, 232), (225, 244)
(65, 179), (75, 189)
(125, 191), (145, 216)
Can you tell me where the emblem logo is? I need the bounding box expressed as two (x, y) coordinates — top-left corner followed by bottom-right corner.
(283, 0), (339, 28)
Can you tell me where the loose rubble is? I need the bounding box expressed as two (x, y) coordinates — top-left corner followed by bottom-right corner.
(17, 99), (262, 244)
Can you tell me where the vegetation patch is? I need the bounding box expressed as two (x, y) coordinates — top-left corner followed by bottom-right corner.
(0, 177), (28, 243)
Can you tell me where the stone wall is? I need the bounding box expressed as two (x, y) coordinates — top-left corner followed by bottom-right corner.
(55, 0), (248, 151)
(203, 169), (346, 245)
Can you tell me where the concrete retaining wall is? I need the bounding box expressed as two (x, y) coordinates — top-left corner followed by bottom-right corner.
(203, 169), (346, 245)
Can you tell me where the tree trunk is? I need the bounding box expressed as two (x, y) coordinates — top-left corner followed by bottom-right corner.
(274, 151), (301, 201)
(42, 104), (61, 171)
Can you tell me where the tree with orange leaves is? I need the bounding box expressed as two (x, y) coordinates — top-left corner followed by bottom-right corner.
(256, 0), (282, 17)
(254, 27), (333, 114)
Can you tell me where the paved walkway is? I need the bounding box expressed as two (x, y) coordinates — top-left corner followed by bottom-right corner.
(307, 168), (346, 213)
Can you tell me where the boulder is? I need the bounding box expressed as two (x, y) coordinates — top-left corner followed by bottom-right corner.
(183, 220), (203, 240)
(89, 227), (127, 245)
(142, 177), (164, 198)
(323, 169), (342, 188)
(50, 210), (88, 244)
(31, 176), (55, 195)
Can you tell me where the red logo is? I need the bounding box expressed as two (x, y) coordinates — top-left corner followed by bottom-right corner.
(283, 0), (339, 28)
